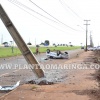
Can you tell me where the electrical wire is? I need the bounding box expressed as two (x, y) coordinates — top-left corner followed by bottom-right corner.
(29, 0), (61, 24)
(59, 0), (85, 30)
(29, 0), (79, 31)
(8, 0), (78, 35)
(59, 0), (83, 21)
(8, 0), (57, 23)
(10, 0), (79, 31)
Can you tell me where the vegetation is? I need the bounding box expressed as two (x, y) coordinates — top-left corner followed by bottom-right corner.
(27, 42), (32, 45)
(44, 40), (50, 46)
(0, 47), (21, 58)
(0, 46), (80, 58)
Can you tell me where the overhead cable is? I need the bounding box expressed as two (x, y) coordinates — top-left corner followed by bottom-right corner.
(8, 0), (77, 34)
(29, 0), (79, 31)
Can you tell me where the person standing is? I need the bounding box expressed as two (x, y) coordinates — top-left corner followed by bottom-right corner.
(36, 46), (40, 55)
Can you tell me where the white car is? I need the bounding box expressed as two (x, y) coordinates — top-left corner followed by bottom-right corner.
(97, 46), (100, 50)
(93, 47), (97, 51)
(87, 47), (93, 51)
(46, 49), (69, 59)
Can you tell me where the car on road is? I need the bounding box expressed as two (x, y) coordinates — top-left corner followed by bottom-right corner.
(46, 49), (69, 59)
(87, 47), (93, 51)
(93, 47), (97, 51)
(96, 46), (100, 50)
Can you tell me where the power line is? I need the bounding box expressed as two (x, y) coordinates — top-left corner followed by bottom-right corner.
(77, 25), (85, 31)
(9, 0), (79, 31)
(8, 0), (76, 35)
(59, 0), (85, 32)
(9, 0), (58, 23)
(29, 0), (79, 31)
(29, 0), (59, 22)
(59, 0), (83, 21)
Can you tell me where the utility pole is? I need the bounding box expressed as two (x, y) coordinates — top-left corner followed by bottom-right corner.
(84, 20), (90, 51)
(0, 4), (44, 78)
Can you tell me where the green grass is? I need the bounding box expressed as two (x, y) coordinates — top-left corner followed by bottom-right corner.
(0, 47), (21, 58)
(0, 46), (80, 58)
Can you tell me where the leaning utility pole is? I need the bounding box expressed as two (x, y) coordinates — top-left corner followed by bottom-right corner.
(84, 20), (90, 51)
(0, 4), (44, 78)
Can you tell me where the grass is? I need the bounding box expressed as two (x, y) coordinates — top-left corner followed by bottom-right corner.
(0, 46), (80, 58)
(0, 47), (21, 58)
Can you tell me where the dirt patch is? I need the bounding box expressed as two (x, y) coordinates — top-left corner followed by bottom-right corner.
(72, 89), (100, 100)
(0, 51), (100, 100)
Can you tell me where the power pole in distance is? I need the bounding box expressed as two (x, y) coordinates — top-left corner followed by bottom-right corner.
(84, 20), (90, 51)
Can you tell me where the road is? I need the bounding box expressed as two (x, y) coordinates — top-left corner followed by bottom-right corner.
(1, 50), (99, 100)
(0, 49), (84, 86)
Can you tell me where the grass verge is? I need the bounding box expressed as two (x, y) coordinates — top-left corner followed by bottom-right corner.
(0, 46), (80, 58)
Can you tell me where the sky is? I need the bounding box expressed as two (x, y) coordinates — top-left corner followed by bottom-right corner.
(0, 0), (100, 46)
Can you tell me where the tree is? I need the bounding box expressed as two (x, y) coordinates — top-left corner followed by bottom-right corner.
(69, 42), (71, 46)
(53, 43), (56, 46)
(44, 40), (50, 46)
(80, 43), (82, 46)
(69, 42), (73, 47)
(3, 42), (9, 47)
(70, 45), (73, 47)
(27, 42), (32, 45)
(36, 45), (39, 47)
(66, 44), (68, 46)
(40, 42), (45, 45)
(57, 44), (60, 46)
(53, 43), (57, 47)
(60, 44), (62, 46)
(3, 42), (8, 45)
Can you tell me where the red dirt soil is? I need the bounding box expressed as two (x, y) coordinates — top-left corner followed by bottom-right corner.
(0, 51), (100, 100)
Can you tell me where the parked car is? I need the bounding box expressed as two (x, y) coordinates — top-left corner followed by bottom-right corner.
(87, 47), (93, 51)
(97, 46), (100, 50)
(93, 47), (97, 51)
